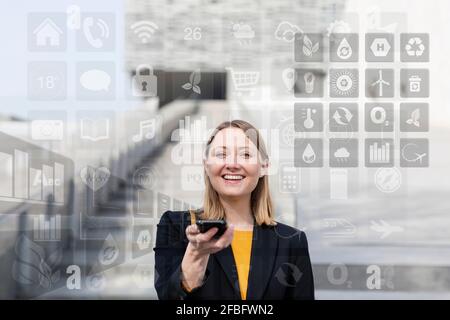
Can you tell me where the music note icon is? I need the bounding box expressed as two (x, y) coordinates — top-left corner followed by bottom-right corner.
(132, 119), (156, 142)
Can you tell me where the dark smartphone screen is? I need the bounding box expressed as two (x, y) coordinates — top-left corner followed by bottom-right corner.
(196, 220), (227, 239)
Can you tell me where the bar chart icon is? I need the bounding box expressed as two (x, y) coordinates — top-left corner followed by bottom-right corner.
(0, 131), (72, 212)
(370, 142), (390, 163)
(0, 148), (64, 204)
(365, 139), (394, 167)
(178, 115), (208, 144)
(33, 214), (61, 241)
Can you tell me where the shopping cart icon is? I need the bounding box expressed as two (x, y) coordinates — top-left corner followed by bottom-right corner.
(227, 68), (260, 96)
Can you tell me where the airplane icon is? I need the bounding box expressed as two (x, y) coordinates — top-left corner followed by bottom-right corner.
(370, 220), (404, 239)
(371, 70), (390, 96)
(412, 153), (427, 164)
(401, 143), (427, 164)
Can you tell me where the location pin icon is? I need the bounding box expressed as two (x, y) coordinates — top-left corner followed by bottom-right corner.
(282, 68), (296, 92)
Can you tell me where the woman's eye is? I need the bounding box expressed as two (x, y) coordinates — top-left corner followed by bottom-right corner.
(241, 152), (251, 159)
(215, 153), (226, 158)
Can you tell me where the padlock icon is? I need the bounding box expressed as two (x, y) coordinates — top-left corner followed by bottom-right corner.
(132, 64), (157, 97)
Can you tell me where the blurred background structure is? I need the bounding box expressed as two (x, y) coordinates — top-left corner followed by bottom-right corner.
(1, 0), (450, 299)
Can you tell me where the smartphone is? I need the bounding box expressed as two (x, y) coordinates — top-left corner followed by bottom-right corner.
(196, 220), (227, 239)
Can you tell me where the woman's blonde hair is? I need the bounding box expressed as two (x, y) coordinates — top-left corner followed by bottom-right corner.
(198, 119), (276, 226)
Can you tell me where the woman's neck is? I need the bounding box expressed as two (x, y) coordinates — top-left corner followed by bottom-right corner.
(219, 195), (254, 230)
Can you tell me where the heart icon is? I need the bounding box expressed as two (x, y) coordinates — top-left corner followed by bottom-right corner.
(80, 166), (110, 191)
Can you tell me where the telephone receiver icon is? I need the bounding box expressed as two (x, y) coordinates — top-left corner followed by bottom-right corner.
(83, 17), (105, 49)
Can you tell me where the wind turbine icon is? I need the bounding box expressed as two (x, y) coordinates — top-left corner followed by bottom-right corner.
(371, 70), (390, 96)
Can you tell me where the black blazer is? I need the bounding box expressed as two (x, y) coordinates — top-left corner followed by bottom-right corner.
(154, 210), (315, 300)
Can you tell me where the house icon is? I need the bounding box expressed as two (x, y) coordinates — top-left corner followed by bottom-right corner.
(33, 18), (63, 47)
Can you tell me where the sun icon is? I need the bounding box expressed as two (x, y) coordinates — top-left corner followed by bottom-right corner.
(330, 69), (358, 97)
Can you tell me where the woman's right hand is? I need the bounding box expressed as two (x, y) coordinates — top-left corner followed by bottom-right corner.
(181, 223), (234, 291)
(186, 223), (235, 256)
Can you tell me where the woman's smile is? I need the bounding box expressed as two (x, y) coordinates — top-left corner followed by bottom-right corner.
(222, 174), (246, 185)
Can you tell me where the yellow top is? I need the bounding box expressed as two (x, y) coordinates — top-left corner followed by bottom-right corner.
(231, 230), (253, 300)
(180, 228), (254, 299)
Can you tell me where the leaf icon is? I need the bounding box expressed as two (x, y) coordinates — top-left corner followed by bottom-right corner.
(302, 35), (313, 56)
(302, 35), (319, 56)
(51, 270), (61, 284)
(411, 109), (420, 121)
(193, 85), (201, 94)
(11, 235), (62, 289)
(303, 46), (312, 56)
(12, 260), (40, 285)
(303, 35), (313, 49)
(15, 234), (45, 259)
(312, 42), (319, 53)
(407, 109), (421, 127)
(12, 235), (46, 286)
(47, 247), (62, 269)
(191, 70), (201, 85)
(39, 260), (53, 288)
(182, 82), (192, 90)
(183, 71), (201, 94)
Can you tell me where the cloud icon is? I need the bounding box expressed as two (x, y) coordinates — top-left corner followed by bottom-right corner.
(334, 147), (350, 158)
(232, 23), (255, 39)
(275, 21), (302, 43)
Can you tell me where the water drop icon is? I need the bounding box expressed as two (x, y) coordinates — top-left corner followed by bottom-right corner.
(337, 37), (352, 60)
(302, 143), (316, 164)
(99, 234), (119, 266)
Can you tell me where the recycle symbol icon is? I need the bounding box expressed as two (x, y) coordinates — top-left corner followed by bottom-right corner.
(340, 46), (350, 57)
(405, 37), (425, 57)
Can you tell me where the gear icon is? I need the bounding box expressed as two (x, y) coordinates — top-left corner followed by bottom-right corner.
(326, 20), (351, 37)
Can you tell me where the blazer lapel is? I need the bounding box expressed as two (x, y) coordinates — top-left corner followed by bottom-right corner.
(246, 224), (279, 300)
(213, 245), (241, 299)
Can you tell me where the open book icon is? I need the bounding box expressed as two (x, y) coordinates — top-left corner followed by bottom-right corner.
(80, 118), (110, 141)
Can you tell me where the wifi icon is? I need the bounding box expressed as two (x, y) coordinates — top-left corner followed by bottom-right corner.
(130, 20), (159, 43)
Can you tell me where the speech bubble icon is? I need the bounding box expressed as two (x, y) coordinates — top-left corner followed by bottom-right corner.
(80, 69), (111, 91)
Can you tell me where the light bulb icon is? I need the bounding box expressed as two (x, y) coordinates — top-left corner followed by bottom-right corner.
(282, 68), (296, 92)
(304, 72), (315, 94)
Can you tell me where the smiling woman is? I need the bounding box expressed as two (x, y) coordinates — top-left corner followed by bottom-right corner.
(154, 120), (314, 300)
(201, 120), (274, 227)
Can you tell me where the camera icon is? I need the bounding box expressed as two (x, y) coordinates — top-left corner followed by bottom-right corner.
(31, 120), (64, 141)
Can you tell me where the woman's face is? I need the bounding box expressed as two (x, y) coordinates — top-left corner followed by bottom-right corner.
(204, 127), (267, 199)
